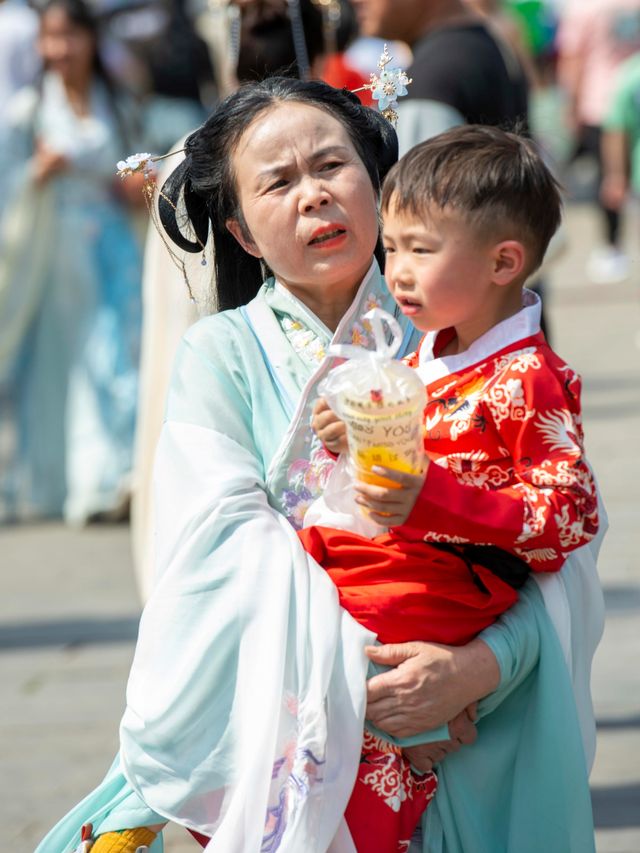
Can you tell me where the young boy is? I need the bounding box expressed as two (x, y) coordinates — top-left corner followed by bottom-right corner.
(300, 124), (600, 851)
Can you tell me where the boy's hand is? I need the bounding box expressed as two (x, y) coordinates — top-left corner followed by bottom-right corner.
(354, 464), (428, 527)
(311, 397), (348, 455)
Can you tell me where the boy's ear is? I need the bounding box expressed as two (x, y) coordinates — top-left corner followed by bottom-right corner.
(226, 218), (262, 258)
(491, 240), (526, 285)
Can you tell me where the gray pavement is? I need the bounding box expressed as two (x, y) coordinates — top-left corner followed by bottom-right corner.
(1, 202), (639, 852)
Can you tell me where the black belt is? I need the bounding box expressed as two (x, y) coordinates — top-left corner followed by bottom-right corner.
(430, 542), (531, 593)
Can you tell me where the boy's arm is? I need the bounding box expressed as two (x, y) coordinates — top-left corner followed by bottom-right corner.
(312, 396), (429, 525)
(392, 355), (599, 571)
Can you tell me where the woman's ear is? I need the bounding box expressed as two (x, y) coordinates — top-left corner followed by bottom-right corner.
(492, 240), (526, 285)
(226, 218), (262, 258)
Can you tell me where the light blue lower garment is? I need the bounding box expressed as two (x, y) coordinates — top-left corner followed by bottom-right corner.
(421, 579), (595, 853)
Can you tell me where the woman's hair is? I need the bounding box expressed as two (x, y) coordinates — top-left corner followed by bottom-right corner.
(159, 77), (398, 311)
(37, 0), (133, 147)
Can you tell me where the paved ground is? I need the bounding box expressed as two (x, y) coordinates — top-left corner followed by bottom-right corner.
(1, 202), (639, 852)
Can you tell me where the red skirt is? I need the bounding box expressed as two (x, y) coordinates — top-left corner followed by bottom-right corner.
(296, 524), (520, 851)
(298, 525), (519, 646)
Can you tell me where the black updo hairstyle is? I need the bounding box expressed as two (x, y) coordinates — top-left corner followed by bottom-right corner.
(159, 76), (398, 311)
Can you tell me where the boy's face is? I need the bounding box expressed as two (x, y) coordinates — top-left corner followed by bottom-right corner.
(382, 200), (508, 337)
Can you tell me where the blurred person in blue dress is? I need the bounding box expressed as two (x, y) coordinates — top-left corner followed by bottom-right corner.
(0, 0), (143, 524)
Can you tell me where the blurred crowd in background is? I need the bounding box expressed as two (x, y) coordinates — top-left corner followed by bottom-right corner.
(1, 0), (640, 597)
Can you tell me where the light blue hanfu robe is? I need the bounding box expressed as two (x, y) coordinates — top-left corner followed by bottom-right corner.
(35, 262), (602, 852)
(0, 73), (142, 523)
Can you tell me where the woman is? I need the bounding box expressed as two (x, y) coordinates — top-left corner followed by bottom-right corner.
(37, 78), (604, 853)
(130, 0), (370, 600)
(0, 0), (142, 524)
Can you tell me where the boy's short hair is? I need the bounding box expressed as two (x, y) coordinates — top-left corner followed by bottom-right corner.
(381, 125), (562, 274)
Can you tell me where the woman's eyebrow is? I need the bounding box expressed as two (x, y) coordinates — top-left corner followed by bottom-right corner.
(255, 145), (351, 184)
(256, 163), (289, 185)
(308, 145), (351, 162)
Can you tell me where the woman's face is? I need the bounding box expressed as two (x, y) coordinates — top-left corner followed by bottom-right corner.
(227, 101), (380, 306)
(39, 6), (95, 85)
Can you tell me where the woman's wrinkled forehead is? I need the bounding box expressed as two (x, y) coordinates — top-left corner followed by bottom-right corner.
(231, 100), (361, 188)
(237, 101), (355, 155)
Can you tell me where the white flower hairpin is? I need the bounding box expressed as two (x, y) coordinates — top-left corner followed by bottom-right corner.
(115, 152), (156, 179)
(115, 147), (200, 303)
(353, 44), (412, 126)
(115, 150), (179, 181)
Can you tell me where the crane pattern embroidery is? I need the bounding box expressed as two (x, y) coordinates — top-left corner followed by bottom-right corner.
(405, 338), (599, 571)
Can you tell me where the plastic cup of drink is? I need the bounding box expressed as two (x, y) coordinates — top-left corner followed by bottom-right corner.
(338, 388), (425, 488)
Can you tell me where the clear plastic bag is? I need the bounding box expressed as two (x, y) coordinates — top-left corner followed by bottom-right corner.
(320, 308), (427, 487)
(303, 309), (426, 537)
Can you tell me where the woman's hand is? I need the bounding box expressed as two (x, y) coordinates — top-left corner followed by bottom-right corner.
(449, 702), (478, 740)
(365, 640), (500, 738)
(354, 465), (427, 527)
(403, 741), (450, 772)
(311, 397), (348, 455)
(402, 704), (478, 772)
